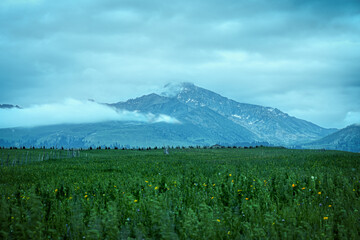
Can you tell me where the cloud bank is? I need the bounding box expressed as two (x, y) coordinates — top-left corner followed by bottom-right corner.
(0, 99), (180, 128)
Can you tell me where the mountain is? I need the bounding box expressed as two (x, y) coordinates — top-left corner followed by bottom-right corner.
(302, 124), (360, 152)
(0, 83), (338, 148)
(0, 104), (21, 109)
(110, 83), (336, 145)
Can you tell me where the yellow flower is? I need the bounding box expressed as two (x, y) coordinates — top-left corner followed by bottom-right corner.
(229, 174), (232, 177)
(85, 195), (88, 198)
(292, 184), (295, 188)
(228, 231), (231, 235)
(145, 180), (148, 183)
(318, 192), (321, 195)
(134, 200), (138, 203)
(155, 186), (159, 190)
(217, 219), (221, 222)
(211, 196), (214, 199)
(323, 217), (328, 220)
(250, 185), (253, 188)
(114, 185), (117, 188)
(55, 189), (58, 192)
(302, 187), (306, 190)
(245, 198), (249, 200)
(231, 180), (234, 183)
(328, 205), (332, 207)
(69, 197), (73, 200)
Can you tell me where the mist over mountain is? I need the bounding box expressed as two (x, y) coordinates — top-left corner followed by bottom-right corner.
(0, 83), (341, 149)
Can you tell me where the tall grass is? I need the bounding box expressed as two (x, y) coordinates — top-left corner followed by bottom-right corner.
(0, 148), (359, 239)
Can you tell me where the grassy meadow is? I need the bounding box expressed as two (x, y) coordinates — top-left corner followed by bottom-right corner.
(0, 147), (359, 239)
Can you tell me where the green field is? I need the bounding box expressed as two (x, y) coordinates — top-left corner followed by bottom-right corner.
(0, 148), (360, 239)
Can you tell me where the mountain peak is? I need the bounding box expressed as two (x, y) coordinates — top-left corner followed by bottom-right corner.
(160, 82), (196, 97)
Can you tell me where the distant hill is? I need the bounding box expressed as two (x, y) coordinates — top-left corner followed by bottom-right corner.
(302, 124), (360, 152)
(0, 104), (21, 109)
(0, 83), (338, 148)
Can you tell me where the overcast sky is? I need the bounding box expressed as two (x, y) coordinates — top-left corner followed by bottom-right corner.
(0, 0), (359, 129)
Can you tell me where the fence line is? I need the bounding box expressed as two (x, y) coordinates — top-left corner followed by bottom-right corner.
(0, 149), (82, 167)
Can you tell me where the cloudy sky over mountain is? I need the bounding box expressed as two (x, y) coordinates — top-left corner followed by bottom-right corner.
(0, 0), (359, 128)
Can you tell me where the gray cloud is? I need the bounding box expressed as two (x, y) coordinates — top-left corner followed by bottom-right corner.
(0, 0), (359, 128)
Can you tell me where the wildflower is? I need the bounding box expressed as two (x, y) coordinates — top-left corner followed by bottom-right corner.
(145, 181), (148, 183)
(250, 185), (253, 188)
(114, 185), (116, 188)
(85, 195), (88, 198)
(229, 174), (232, 177)
(292, 184), (295, 188)
(228, 231), (231, 235)
(323, 217), (328, 220)
(217, 219), (221, 222)
(134, 200), (138, 203)
(272, 222), (275, 225)
(155, 186), (159, 190)
(211, 197), (214, 199)
(213, 184), (215, 187)
(245, 198), (249, 200)
(69, 197), (73, 200)
(318, 192), (321, 195)
(232, 180), (234, 183)
(302, 187), (306, 190)
(55, 189), (58, 193)
(328, 205), (332, 207)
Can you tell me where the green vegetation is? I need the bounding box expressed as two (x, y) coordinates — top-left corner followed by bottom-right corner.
(1, 148), (360, 239)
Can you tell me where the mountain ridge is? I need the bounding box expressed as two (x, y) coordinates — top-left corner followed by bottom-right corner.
(0, 82), (341, 149)
(302, 124), (360, 152)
